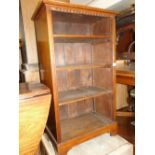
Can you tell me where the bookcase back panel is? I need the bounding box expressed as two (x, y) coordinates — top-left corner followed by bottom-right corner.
(92, 18), (112, 35)
(57, 69), (93, 92)
(92, 42), (113, 65)
(54, 42), (113, 67)
(60, 99), (93, 120)
(55, 43), (92, 66)
(52, 11), (111, 35)
(53, 21), (91, 35)
(53, 11), (103, 24)
(95, 93), (113, 119)
(93, 68), (113, 90)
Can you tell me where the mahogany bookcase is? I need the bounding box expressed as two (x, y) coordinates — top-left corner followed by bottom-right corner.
(33, 1), (118, 154)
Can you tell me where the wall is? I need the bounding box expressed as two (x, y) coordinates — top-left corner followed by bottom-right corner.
(19, 0), (70, 65)
(116, 84), (128, 109)
(20, 0), (40, 64)
(19, 0), (71, 82)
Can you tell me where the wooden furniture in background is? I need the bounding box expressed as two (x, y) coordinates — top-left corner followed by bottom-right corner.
(115, 6), (135, 153)
(116, 23), (135, 60)
(116, 5), (135, 60)
(117, 116), (135, 155)
(33, 1), (117, 154)
(116, 5), (135, 117)
(116, 68), (135, 86)
(19, 83), (51, 155)
(116, 64), (135, 117)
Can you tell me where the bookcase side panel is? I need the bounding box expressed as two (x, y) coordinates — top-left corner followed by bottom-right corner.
(111, 17), (117, 120)
(34, 7), (61, 142)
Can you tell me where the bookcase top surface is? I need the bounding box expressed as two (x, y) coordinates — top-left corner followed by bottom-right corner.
(32, 0), (118, 20)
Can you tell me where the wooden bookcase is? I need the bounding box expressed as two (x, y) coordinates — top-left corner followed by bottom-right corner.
(33, 1), (117, 154)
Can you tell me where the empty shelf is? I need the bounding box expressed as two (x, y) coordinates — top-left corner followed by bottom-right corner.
(61, 113), (116, 142)
(116, 106), (135, 117)
(56, 64), (111, 71)
(59, 86), (111, 105)
(53, 34), (111, 43)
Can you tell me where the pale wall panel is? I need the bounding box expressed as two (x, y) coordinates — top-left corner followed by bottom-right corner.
(20, 0), (70, 64)
(116, 84), (128, 110)
(20, 0), (40, 64)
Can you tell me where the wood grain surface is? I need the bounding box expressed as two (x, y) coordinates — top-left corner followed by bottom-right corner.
(19, 83), (51, 155)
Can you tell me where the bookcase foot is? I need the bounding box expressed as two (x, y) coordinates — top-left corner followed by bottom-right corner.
(57, 150), (69, 155)
(110, 128), (117, 136)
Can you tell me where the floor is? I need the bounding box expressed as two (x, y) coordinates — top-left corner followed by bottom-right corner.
(68, 133), (133, 155)
(116, 116), (135, 154)
(37, 116), (135, 155)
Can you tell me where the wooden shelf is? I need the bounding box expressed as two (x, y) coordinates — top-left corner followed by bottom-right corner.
(54, 34), (110, 38)
(56, 64), (111, 71)
(116, 69), (135, 86)
(61, 113), (116, 142)
(116, 111), (134, 117)
(116, 106), (135, 117)
(53, 34), (111, 42)
(59, 86), (111, 106)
